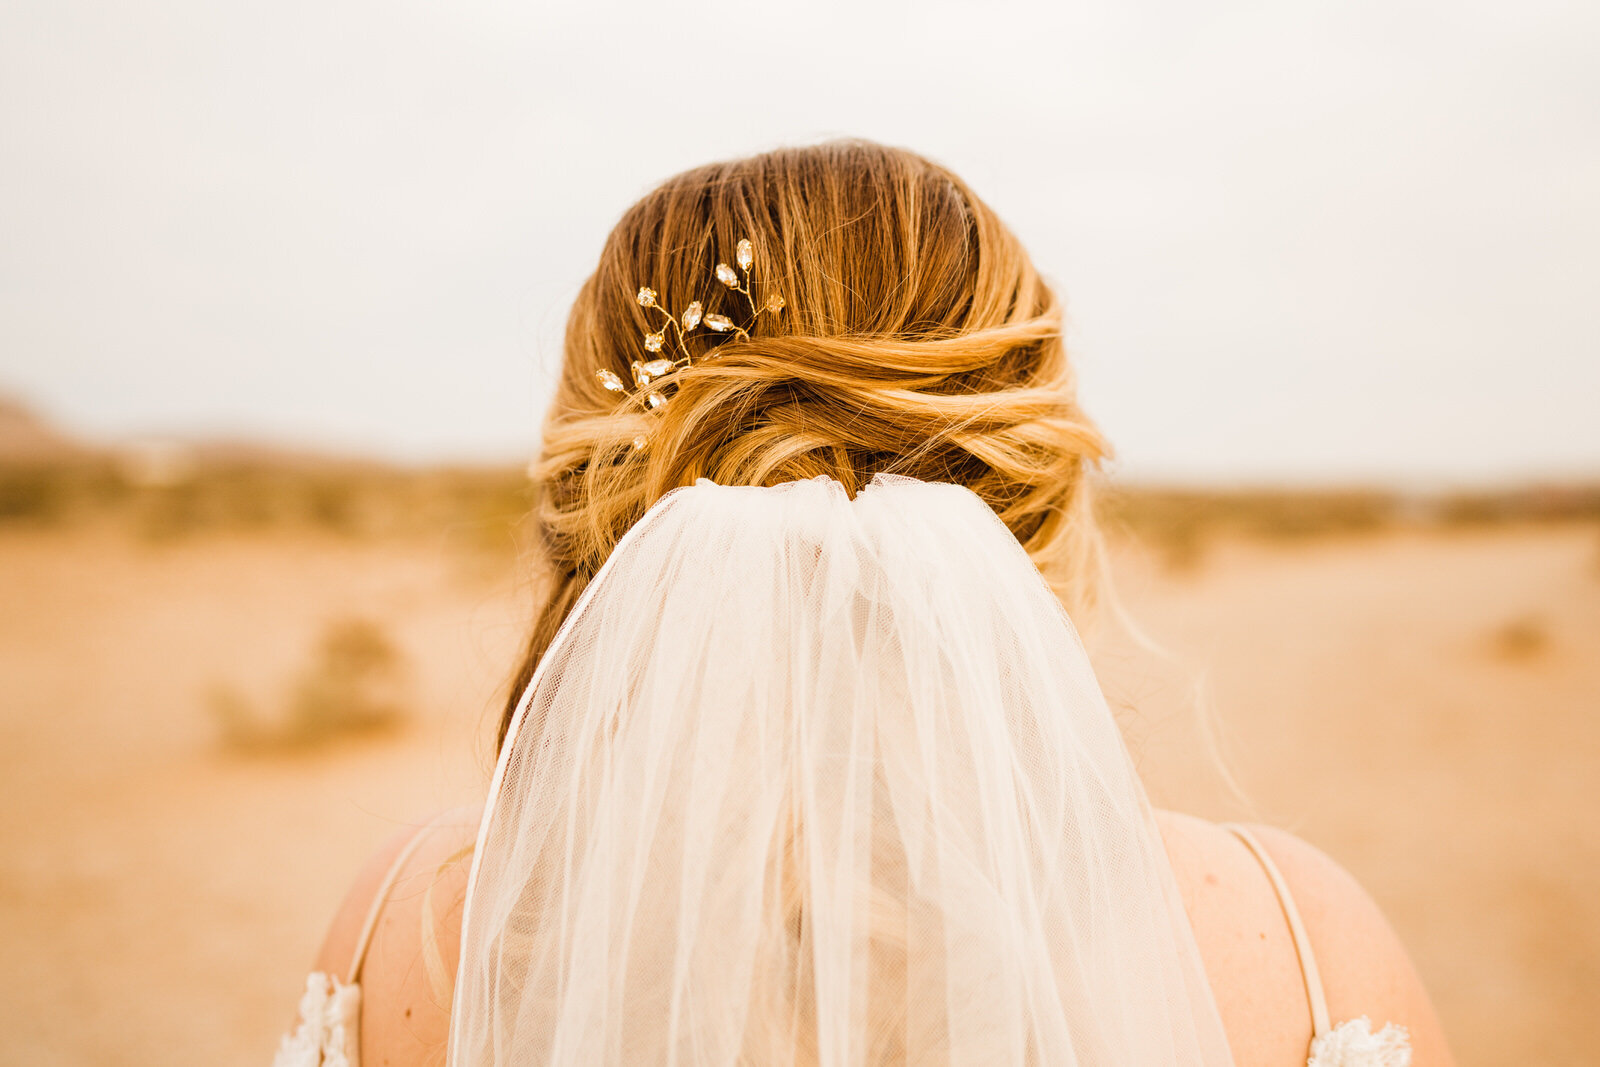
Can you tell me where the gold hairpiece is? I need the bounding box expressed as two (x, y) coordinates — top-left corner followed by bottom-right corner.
(594, 238), (784, 441)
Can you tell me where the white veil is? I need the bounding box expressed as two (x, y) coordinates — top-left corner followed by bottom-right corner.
(448, 473), (1234, 1065)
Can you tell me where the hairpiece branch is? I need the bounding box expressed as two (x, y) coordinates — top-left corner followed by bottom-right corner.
(594, 237), (785, 447)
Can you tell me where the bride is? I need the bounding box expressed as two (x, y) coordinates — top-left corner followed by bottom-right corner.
(276, 141), (1454, 1066)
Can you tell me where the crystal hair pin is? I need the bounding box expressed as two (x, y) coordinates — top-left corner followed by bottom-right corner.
(594, 238), (784, 441)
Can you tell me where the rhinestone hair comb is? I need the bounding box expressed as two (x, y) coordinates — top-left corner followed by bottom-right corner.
(594, 238), (784, 439)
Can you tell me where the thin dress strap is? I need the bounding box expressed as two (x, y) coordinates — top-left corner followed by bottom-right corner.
(345, 819), (439, 985)
(1223, 823), (1332, 1038)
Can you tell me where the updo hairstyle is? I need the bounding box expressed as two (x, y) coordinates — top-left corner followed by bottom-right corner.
(501, 140), (1110, 742)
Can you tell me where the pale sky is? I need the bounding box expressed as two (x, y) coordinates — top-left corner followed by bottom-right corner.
(2, 0), (1596, 484)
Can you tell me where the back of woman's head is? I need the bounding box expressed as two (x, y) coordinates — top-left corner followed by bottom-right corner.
(505, 139), (1109, 741)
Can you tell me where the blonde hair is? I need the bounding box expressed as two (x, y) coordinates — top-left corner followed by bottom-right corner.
(501, 140), (1110, 745)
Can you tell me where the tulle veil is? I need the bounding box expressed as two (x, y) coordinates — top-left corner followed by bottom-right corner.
(448, 473), (1233, 1065)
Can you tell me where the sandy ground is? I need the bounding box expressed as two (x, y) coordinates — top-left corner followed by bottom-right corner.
(0, 520), (1595, 1065)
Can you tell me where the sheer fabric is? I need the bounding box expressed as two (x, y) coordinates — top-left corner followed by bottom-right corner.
(448, 474), (1234, 1065)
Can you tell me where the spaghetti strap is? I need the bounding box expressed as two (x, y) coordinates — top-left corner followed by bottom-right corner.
(344, 819), (439, 985)
(1223, 823), (1332, 1038)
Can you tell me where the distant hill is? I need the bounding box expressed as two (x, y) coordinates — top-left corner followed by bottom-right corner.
(0, 396), (96, 464)
(0, 394), (392, 474)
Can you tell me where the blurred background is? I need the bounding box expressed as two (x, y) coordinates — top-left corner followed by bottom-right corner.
(1, 1), (1596, 1063)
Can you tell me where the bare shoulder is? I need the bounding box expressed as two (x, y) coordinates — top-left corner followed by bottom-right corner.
(312, 806), (479, 1067)
(1155, 811), (1455, 1067)
(1236, 823), (1455, 1065)
(307, 806), (1453, 1065)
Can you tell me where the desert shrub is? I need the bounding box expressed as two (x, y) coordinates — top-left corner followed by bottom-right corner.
(0, 467), (67, 522)
(135, 482), (206, 541)
(1440, 486), (1600, 527)
(1489, 615), (1549, 661)
(212, 617), (410, 752)
(1101, 485), (1402, 570)
(0, 460), (131, 524)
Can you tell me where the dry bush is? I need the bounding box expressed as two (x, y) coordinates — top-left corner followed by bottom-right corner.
(0, 460), (128, 525)
(1100, 486), (1398, 572)
(212, 617), (411, 752)
(1488, 615), (1550, 662)
(1438, 485), (1600, 527)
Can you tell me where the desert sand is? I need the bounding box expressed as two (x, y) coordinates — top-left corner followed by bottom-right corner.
(0, 517), (1594, 1065)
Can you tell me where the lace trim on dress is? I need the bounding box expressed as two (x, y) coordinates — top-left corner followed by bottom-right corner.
(272, 973), (361, 1067)
(1310, 1016), (1413, 1067)
(271, 820), (437, 1067)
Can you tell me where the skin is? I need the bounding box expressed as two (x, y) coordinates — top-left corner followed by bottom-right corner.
(312, 807), (1456, 1066)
